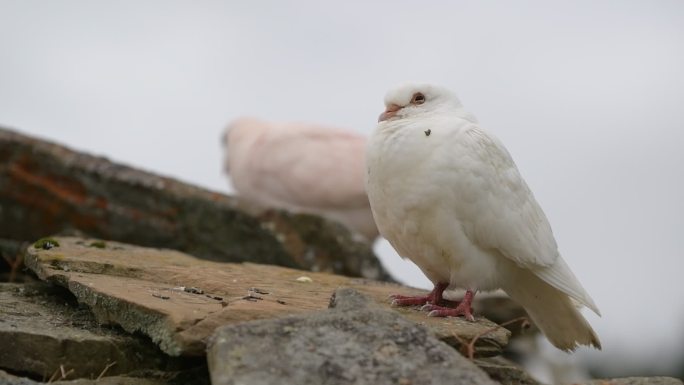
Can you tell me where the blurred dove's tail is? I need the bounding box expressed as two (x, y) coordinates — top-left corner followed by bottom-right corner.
(502, 268), (601, 351)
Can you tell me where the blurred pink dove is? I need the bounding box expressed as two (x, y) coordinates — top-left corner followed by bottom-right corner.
(222, 117), (379, 241)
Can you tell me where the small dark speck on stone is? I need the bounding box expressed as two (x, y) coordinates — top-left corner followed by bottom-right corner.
(34, 238), (60, 250)
(184, 287), (204, 294)
(424, 129), (432, 137)
(249, 287), (270, 295)
(242, 294), (263, 302)
(277, 300), (287, 305)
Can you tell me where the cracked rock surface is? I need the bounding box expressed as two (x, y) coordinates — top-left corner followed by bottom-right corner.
(24, 236), (510, 357)
(207, 288), (498, 385)
(0, 282), (171, 379)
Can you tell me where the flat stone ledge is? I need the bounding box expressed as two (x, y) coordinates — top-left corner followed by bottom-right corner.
(25, 237), (510, 357)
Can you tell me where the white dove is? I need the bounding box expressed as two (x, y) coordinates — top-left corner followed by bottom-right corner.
(223, 117), (379, 241)
(365, 83), (601, 351)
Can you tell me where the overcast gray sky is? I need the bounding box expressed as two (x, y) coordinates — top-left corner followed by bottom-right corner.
(1, 0), (683, 377)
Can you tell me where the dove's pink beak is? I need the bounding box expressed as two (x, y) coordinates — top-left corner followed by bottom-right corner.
(378, 104), (402, 122)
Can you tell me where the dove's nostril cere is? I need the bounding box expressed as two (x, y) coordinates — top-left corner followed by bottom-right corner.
(378, 104), (402, 122)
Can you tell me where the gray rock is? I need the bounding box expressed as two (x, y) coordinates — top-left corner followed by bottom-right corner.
(475, 356), (541, 385)
(0, 282), (172, 379)
(573, 377), (683, 385)
(0, 369), (166, 385)
(0, 127), (389, 281)
(52, 379), (165, 385)
(328, 285), (371, 310)
(0, 369), (38, 385)
(207, 288), (497, 385)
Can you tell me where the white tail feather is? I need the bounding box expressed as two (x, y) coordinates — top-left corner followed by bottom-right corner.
(534, 258), (601, 316)
(502, 268), (601, 351)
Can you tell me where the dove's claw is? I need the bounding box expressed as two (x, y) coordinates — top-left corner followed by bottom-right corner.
(427, 308), (475, 321)
(420, 304), (439, 312)
(425, 303), (475, 320)
(424, 290), (476, 321)
(388, 282), (450, 308)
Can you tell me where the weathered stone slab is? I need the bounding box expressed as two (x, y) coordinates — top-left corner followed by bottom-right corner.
(0, 369), (38, 385)
(25, 237), (509, 357)
(207, 288), (498, 385)
(573, 378), (683, 385)
(0, 369), (166, 385)
(0, 282), (172, 380)
(0, 127), (389, 281)
(475, 356), (541, 385)
(52, 378), (165, 385)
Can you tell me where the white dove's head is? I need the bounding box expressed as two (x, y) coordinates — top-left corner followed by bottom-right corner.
(379, 82), (469, 123)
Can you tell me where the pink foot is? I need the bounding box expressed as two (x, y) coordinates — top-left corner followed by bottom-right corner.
(423, 290), (476, 321)
(389, 282), (456, 307)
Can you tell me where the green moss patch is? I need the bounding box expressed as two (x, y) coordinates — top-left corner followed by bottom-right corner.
(33, 238), (60, 250)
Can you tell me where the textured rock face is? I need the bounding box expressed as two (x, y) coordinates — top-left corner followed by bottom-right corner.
(0, 370), (44, 385)
(9, 237), (683, 385)
(574, 378), (683, 385)
(24, 236), (510, 357)
(0, 127), (388, 281)
(0, 282), (172, 379)
(207, 288), (498, 385)
(0, 369), (167, 385)
(475, 356), (541, 385)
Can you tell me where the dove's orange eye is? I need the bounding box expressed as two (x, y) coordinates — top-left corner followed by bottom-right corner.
(411, 93), (426, 105)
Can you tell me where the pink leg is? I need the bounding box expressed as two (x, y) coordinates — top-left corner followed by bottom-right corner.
(422, 289), (476, 321)
(389, 282), (459, 307)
